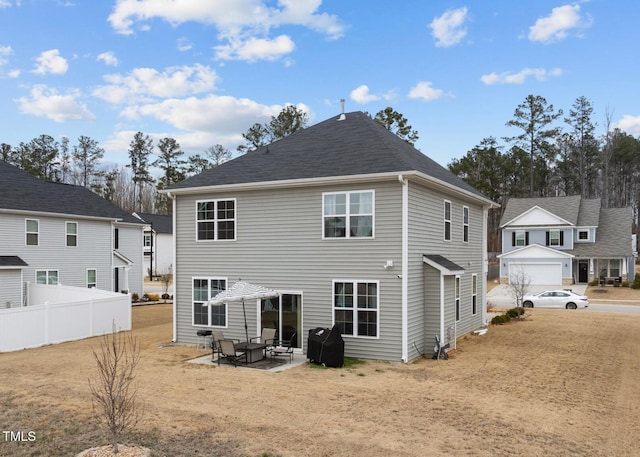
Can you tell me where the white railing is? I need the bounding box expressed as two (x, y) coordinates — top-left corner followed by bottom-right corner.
(0, 284), (131, 352)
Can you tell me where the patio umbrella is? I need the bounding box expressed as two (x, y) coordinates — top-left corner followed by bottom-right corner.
(205, 280), (280, 342)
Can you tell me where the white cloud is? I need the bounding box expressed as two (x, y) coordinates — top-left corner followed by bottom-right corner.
(214, 35), (295, 62)
(32, 49), (68, 75)
(408, 81), (444, 101)
(480, 67), (563, 85)
(528, 4), (592, 44)
(177, 37), (193, 52)
(97, 51), (119, 67)
(16, 84), (95, 122)
(615, 115), (640, 136)
(107, 0), (344, 61)
(93, 64), (219, 104)
(0, 45), (12, 66)
(429, 7), (468, 48)
(350, 85), (380, 104)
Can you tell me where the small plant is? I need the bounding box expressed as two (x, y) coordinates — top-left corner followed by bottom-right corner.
(622, 281), (629, 288)
(632, 275), (640, 290)
(589, 279), (599, 287)
(491, 314), (511, 325)
(89, 323), (143, 454)
(131, 293), (139, 302)
(506, 307), (525, 318)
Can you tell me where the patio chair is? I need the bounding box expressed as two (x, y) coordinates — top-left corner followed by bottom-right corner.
(217, 339), (247, 367)
(250, 327), (277, 356)
(210, 330), (238, 361)
(270, 332), (296, 363)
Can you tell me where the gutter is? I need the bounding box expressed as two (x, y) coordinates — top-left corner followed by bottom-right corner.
(167, 191), (178, 343)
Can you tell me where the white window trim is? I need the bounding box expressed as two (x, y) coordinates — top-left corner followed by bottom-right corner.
(332, 279), (380, 339)
(515, 230), (526, 247)
(192, 277), (228, 327)
(25, 218), (39, 246)
(455, 276), (461, 322)
(87, 268), (97, 288)
(471, 274), (477, 316)
(195, 199), (237, 242)
(444, 200), (452, 241)
(462, 206), (469, 243)
(549, 229), (561, 246)
(66, 221), (78, 247)
(322, 190), (375, 240)
(36, 269), (59, 285)
(577, 229), (590, 242)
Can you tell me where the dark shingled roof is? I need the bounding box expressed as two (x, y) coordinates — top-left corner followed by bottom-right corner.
(570, 207), (634, 258)
(500, 196), (584, 227)
(135, 213), (173, 234)
(0, 256), (28, 267)
(0, 160), (140, 223)
(423, 254), (465, 274)
(168, 111), (488, 200)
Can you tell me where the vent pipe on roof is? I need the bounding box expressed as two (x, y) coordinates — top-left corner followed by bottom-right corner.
(338, 98), (346, 121)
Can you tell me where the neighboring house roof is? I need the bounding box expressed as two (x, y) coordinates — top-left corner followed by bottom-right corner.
(500, 196), (585, 227)
(167, 111), (491, 202)
(134, 212), (173, 234)
(0, 160), (140, 224)
(0, 256), (28, 268)
(570, 207), (633, 258)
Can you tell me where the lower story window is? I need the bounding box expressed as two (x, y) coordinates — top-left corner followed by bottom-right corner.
(87, 269), (97, 288)
(193, 278), (227, 326)
(333, 280), (378, 337)
(36, 270), (58, 285)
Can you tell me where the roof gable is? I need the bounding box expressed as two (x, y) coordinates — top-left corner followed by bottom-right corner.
(504, 206), (573, 227)
(168, 112), (488, 201)
(500, 196), (595, 228)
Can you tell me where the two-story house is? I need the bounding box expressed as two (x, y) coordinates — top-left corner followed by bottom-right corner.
(133, 212), (174, 278)
(0, 160), (145, 307)
(165, 111), (496, 362)
(498, 196), (635, 285)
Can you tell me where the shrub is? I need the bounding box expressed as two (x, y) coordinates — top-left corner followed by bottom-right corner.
(622, 281), (630, 288)
(589, 279), (599, 287)
(632, 276), (640, 290)
(131, 293), (139, 302)
(491, 314), (511, 325)
(146, 293), (160, 301)
(506, 307), (525, 318)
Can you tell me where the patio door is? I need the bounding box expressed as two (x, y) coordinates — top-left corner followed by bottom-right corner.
(260, 293), (302, 349)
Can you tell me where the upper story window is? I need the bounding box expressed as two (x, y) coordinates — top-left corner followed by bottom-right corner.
(26, 219), (39, 246)
(66, 222), (78, 247)
(196, 199), (236, 241)
(462, 206), (469, 243)
(513, 230), (528, 247)
(444, 200), (452, 241)
(323, 191), (374, 239)
(578, 230), (589, 241)
(143, 233), (152, 249)
(547, 230), (563, 247)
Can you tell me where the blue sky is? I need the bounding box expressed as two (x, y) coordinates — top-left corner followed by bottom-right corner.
(1, 0), (639, 170)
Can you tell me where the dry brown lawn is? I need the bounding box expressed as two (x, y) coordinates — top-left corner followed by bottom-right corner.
(2, 302), (640, 457)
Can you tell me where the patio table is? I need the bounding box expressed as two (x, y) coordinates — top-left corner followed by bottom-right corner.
(235, 342), (267, 364)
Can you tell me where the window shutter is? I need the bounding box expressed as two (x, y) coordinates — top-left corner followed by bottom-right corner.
(525, 232), (529, 245)
(546, 232), (550, 246)
(560, 231), (564, 245)
(512, 232), (516, 246)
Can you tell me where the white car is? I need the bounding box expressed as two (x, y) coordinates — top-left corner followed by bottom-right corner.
(522, 290), (589, 309)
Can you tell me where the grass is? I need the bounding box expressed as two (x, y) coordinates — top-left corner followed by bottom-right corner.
(308, 356), (365, 370)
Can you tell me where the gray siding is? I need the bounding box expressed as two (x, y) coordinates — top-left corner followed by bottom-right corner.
(0, 213), (113, 290)
(407, 182), (485, 356)
(0, 269), (22, 307)
(115, 223), (145, 296)
(174, 181), (404, 361)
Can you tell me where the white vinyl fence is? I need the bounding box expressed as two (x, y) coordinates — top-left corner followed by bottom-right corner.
(0, 284), (131, 352)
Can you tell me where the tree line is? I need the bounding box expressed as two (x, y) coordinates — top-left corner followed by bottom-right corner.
(448, 94), (640, 251)
(0, 106), (416, 215)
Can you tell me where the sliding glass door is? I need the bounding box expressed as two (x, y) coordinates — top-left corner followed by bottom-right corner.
(261, 293), (302, 349)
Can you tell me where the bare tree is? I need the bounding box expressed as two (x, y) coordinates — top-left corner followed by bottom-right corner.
(89, 323), (143, 454)
(508, 265), (531, 308)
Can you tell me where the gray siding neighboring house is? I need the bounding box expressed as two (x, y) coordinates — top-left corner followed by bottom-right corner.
(165, 111), (496, 362)
(0, 160), (145, 306)
(133, 212), (174, 278)
(498, 196), (635, 285)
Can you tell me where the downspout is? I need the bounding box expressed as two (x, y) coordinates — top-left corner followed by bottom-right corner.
(398, 175), (409, 362)
(168, 191), (177, 342)
(440, 274), (445, 345)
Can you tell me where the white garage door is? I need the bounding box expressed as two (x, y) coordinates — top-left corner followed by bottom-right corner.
(509, 263), (562, 285)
